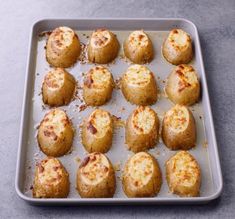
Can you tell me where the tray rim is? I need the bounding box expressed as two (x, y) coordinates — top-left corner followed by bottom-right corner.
(15, 17), (223, 205)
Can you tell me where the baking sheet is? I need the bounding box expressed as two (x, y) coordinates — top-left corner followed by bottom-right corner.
(16, 19), (222, 204)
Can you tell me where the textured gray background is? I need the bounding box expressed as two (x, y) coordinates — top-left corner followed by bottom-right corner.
(0, 0), (234, 218)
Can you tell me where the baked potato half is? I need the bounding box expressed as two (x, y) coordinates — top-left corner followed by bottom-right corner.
(162, 104), (196, 150)
(166, 151), (201, 197)
(88, 28), (120, 64)
(33, 157), (69, 198)
(165, 64), (200, 105)
(122, 152), (162, 197)
(46, 26), (81, 68)
(125, 106), (159, 153)
(162, 29), (193, 65)
(42, 68), (76, 107)
(37, 108), (74, 157)
(77, 152), (116, 198)
(123, 30), (154, 64)
(121, 64), (158, 105)
(83, 66), (114, 106)
(81, 109), (113, 153)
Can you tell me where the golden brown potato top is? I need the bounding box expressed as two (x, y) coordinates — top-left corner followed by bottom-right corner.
(131, 106), (156, 134)
(44, 68), (67, 89)
(128, 30), (149, 47)
(123, 64), (152, 86)
(168, 29), (191, 50)
(87, 109), (112, 137)
(164, 105), (189, 132)
(125, 152), (154, 187)
(174, 65), (199, 92)
(166, 151), (200, 187)
(84, 66), (112, 89)
(40, 108), (71, 140)
(48, 26), (77, 50)
(35, 157), (67, 186)
(90, 29), (111, 48)
(79, 153), (110, 185)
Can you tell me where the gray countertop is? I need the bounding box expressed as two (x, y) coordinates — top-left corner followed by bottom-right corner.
(0, 0), (234, 218)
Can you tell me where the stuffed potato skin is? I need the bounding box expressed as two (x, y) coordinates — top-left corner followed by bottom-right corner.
(46, 26), (81, 68)
(121, 65), (158, 105)
(165, 64), (200, 105)
(122, 152), (162, 197)
(33, 157), (69, 198)
(42, 68), (76, 107)
(88, 29), (120, 64)
(166, 151), (201, 197)
(81, 109), (113, 153)
(125, 106), (159, 153)
(124, 30), (154, 64)
(77, 152), (116, 198)
(162, 29), (193, 65)
(37, 108), (74, 157)
(162, 104), (196, 150)
(83, 66), (114, 106)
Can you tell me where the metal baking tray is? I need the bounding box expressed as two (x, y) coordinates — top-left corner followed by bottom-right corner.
(15, 18), (223, 205)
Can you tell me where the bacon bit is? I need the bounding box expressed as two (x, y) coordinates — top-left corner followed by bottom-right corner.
(178, 80), (191, 92)
(43, 130), (58, 141)
(79, 104), (87, 112)
(90, 155), (97, 161)
(138, 34), (145, 40)
(103, 166), (109, 172)
(112, 115), (125, 128)
(179, 65), (185, 69)
(80, 156), (90, 168)
(84, 76), (93, 88)
(114, 77), (121, 89)
(37, 163), (44, 173)
(87, 122), (97, 134)
(53, 166), (60, 171)
(134, 181), (139, 186)
(172, 29), (178, 34)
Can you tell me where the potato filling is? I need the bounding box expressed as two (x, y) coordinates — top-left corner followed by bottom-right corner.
(88, 109), (112, 137)
(165, 105), (189, 132)
(132, 106), (155, 134)
(128, 30), (149, 47)
(169, 29), (190, 48)
(90, 29), (111, 47)
(124, 65), (151, 86)
(128, 152), (153, 187)
(80, 153), (109, 184)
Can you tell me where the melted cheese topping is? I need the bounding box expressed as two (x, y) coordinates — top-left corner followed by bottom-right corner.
(41, 109), (69, 138)
(128, 30), (149, 47)
(165, 105), (189, 132)
(124, 65), (151, 86)
(167, 151), (200, 187)
(175, 65), (198, 92)
(80, 153), (110, 185)
(37, 158), (64, 186)
(127, 152), (153, 187)
(51, 26), (75, 49)
(169, 29), (191, 48)
(85, 66), (112, 89)
(88, 109), (112, 137)
(44, 68), (65, 89)
(132, 106), (156, 134)
(90, 29), (111, 48)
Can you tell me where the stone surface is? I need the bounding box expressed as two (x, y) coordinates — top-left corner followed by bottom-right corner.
(0, 0), (234, 218)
